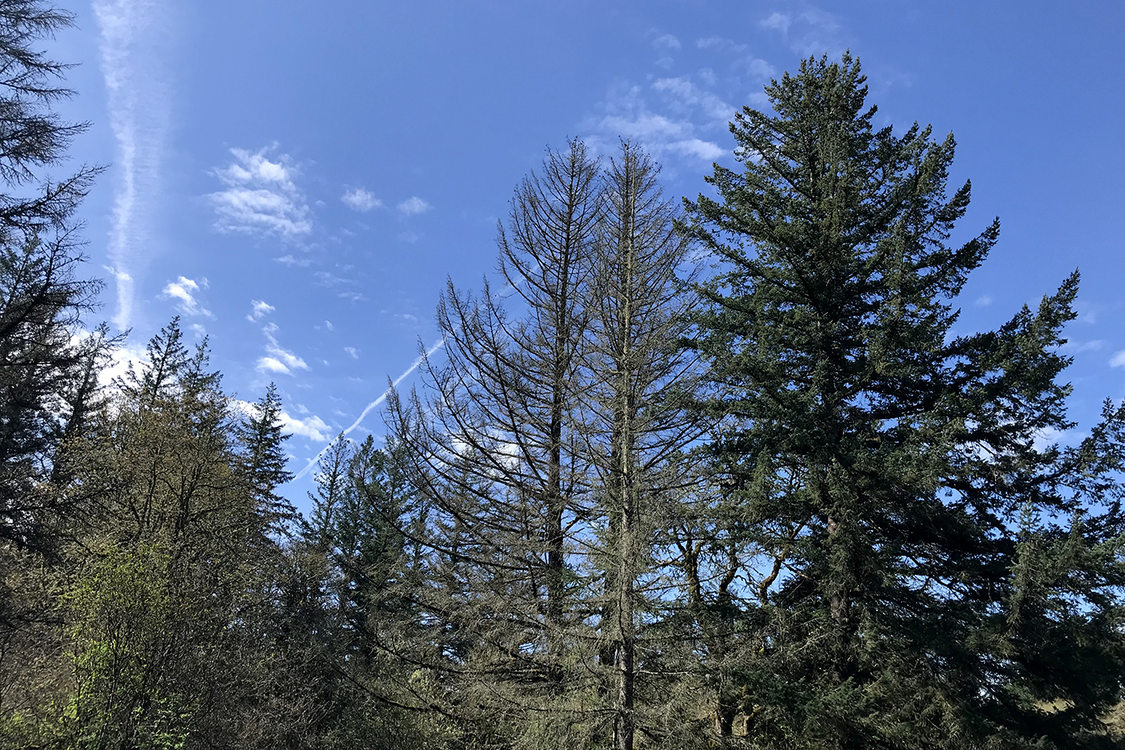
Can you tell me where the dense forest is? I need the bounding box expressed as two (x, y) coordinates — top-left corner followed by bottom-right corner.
(1, 2), (1124, 748)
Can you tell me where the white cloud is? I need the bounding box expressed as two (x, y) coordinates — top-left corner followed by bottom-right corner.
(324, 320), (335, 331)
(397, 196), (432, 215)
(587, 82), (725, 163)
(652, 76), (736, 125)
(280, 412), (331, 442)
(975, 295), (993, 307)
(759, 9), (844, 57)
(1060, 339), (1104, 354)
(1032, 425), (1083, 453)
(697, 36), (748, 54)
(652, 33), (680, 52)
(274, 253), (312, 267)
(344, 346), (359, 359)
(341, 186), (383, 212)
(667, 138), (725, 160)
(600, 107), (689, 142)
(95, 0), (172, 332)
(218, 147), (294, 186)
(695, 37), (774, 81)
(1110, 351), (1125, 368)
(759, 12), (791, 34)
(246, 299), (275, 322)
(256, 356), (292, 375)
(314, 270), (349, 287)
(209, 146), (312, 240)
(99, 341), (148, 389)
(261, 321), (309, 374)
(585, 32), (780, 167)
(161, 276), (212, 318)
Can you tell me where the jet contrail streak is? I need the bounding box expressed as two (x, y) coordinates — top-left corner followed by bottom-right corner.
(95, 0), (171, 333)
(293, 337), (445, 481)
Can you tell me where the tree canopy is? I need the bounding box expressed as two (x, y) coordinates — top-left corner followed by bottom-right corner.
(0, 16), (1121, 748)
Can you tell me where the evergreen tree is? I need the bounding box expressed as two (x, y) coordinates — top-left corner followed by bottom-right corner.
(0, 0), (100, 240)
(49, 321), (285, 748)
(236, 382), (296, 540)
(0, 0), (105, 556)
(681, 54), (1125, 748)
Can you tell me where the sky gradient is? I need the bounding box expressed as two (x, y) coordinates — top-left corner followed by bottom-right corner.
(47, 1), (1125, 506)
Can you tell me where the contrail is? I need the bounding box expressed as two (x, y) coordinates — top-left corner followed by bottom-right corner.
(293, 337), (446, 481)
(94, 0), (171, 333)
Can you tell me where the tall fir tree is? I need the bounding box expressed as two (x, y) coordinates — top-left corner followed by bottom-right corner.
(681, 54), (1125, 748)
(236, 382), (296, 541)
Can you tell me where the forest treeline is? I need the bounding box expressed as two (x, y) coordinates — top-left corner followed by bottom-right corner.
(2, 2), (1124, 748)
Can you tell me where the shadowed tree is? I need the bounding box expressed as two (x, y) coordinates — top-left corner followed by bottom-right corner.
(0, 0), (105, 557)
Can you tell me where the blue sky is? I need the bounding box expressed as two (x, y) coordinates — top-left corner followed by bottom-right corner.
(48, 1), (1125, 506)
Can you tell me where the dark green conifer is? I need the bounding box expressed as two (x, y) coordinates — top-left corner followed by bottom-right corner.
(681, 53), (1125, 748)
(237, 382), (295, 538)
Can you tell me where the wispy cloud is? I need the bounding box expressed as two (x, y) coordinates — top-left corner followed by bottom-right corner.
(651, 32), (680, 52)
(274, 253), (312, 267)
(246, 299), (275, 322)
(1059, 339), (1104, 354)
(1032, 425), (1083, 453)
(759, 12), (791, 35)
(652, 76), (736, 127)
(587, 81), (726, 163)
(255, 321), (309, 376)
(294, 337), (446, 480)
(397, 196), (432, 216)
(695, 36), (775, 82)
(1110, 351), (1125, 368)
(758, 9), (844, 57)
(95, 0), (172, 332)
(161, 276), (212, 318)
(344, 346), (359, 359)
(209, 145), (312, 240)
(342, 186), (383, 212)
(584, 32), (779, 166)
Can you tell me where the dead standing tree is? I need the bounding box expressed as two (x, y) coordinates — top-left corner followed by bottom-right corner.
(388, 140), (602, 747)
(581, 142), (701, 750)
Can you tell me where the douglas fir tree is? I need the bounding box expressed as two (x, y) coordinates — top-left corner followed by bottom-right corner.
(682, 54), (1125, 749)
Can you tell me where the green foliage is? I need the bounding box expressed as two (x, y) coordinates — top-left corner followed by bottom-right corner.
(2, 17), (1123, 750)
(681, 53), (1125, 748)
(63, 539), (191, 749)
(0, 0), (106, 556)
